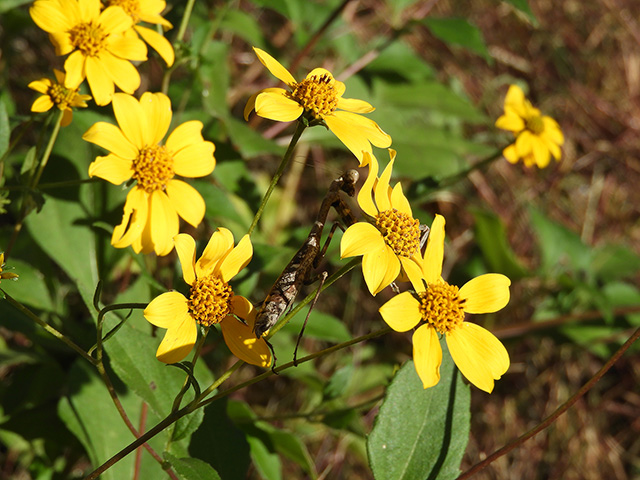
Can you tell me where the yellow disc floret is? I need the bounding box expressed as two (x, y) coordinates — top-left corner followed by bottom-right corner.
(187, 275), (234, 327)
(132, 145), (174, 193)
(375, 208), (421, 257)
(418, 281), (466, 334)
(525, 114), (544, 135)
(290, 74), (338, 119)
(48, 83), (77, 110)
(68, 22), (107, 57)
(108, 0), (140, 21)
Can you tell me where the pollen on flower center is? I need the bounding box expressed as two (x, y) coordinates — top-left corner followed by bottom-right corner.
(375, 209), (421, 257)
(132, 145), (174, 193)
(418, 282), (466, 334)
(290, 74), (338, 119)
(526, 115), (544, 135)
(187, 275), (234, 327)
(68, 22), (107, 57)
(48, 83), (76, 109)
(108, 0), (140, 21)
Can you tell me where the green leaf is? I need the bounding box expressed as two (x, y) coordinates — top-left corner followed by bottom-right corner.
(282, 309), (352, 343)
(57, 360), (168, 479)
(590, 244), (640, 281)
(0, 0), (32, 13)
(0, 99), (9, 157)
(502, 0), (538, 25)
(471, 208), (528, 279)
(224, 117), (285, 158)
(199, 41), (231, 119)
(424, 18), (492, 62)
(1, 258), (55, 312)
(219, 9), (265, 48)
(323, 364), (355, 400)
(25, 195), (99, 319)
(164, 453), (222, 480)
(368, 340), (470, 480)
(248, 435), (282, 480)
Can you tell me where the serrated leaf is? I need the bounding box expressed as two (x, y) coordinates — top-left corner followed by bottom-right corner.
(165, 453), (222, 480)
(368, 340), (470, 480)
(471, 209), (528, 279)
(424, 18), (492, 62)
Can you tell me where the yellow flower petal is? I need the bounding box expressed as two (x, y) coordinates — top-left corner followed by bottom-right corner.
(531, 137), (550, 168)
(150, 190), (178, 256)
(166, 120), (204, 153)
(166, 179), (205, 227)
(422, 214), (445, 284)
(172, 141), (216, 178)
(155, 313), (197, 364)
(399, 256), (425, 293)
(255, 91), (304, 122)
(64, 50), (86, 89)
(61, 109), (73, 127)
(220, 309), (272, 367)
(134, 25), (174, 66)
(515, 130), (533, 159)
(373, 152), (394, 213)
(253, 47), (297, 86)
(83, 121), (139, 160)
(139, 92), (171, 145)
(244, 87), (286, 120)
(112, 93), (146, 148)
(446, 322), (509, 393)
(337, 97), (375, 113)
(340, 222), (385, 258)
(144, 291), (188, 328)
(542, 116), (564, 144)
(197, 227), (234, 278)
(31, 96), (54, 113)
(412, 324), (442, 389)
(88, 154), (133, 184)
(378, 291), (421, 332)
(362, 245), (400, 295)
(502, 144), (519, 164)
(219, 234), (253, 283)
(459, 274), (511, 314)
(495, 111), (525, 133)
(85, 55), (114, 106)
(503, 84), (527, 118)
(28, 78), (51, 94)
(324, 111), (392, 166)
(112, 188), (149, 249)
(389, 182), (412, 217)
(108, 31), (148, 62)
(30, 0), (75, 33)
(173, 233), (196, 286)
(99, 5), (133, 35)
(357, 152), (379, 216)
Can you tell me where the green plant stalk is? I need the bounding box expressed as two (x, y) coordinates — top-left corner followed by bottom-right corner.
(2, 289), (94, 364)
(85, 325), (391, 479)
(87, 303), (148, 357)
(438, 146), (507, 189)
(170, 326), (211, 413)
(247, 121), (306, 236)
(457, 324), (640, 480)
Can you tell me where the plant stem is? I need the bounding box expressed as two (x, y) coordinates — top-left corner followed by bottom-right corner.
(457, 325), (640, 480)
(2, 290), (94, 364)
(247, 121), (306, 236)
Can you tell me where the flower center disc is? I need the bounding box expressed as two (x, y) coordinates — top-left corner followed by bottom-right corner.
(49, 83), (76, 109)
(526, 115), (544, 135)
(418, 282), (466, 334)
(290, 74), (338, 119)
(187, 275), (233, 327)
(132, 145), (174, 193)
(375, 209), (421, 257)
(69, 22), (107, 57)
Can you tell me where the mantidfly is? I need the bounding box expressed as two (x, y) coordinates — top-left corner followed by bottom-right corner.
(253, 169), (360, 370)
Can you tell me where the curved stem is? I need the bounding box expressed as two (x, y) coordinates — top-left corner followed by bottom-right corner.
(2, 289), (94, 364)
(32, 109), (63, 188)
(247, 121), (306, 236)
(457, 325), (640, 480)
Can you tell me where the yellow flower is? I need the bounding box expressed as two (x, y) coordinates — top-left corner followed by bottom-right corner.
(28, 69), (91, 127)
(495, 84), (564, 168)
(244, 47), (391, 166)
(107, 0), (174, 66)
(379, 215), (511, 393)
(144, 230), (272, 366)
(83, 92), (215, 256)
(340, 150), (424, 295)
(30, 0), (148, 105)
(0, 253), (19, 283)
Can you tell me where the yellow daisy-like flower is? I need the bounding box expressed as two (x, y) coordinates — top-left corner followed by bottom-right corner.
(83, 92), (215, 256)
(144, 230), (272, 366)
(244, 47), (391, 166)
(30, 0), (148, 105)
(379, 215), (511, 393)
(107, 0), (174, 67)
(28, 69), (91, 127)
(340, 150), (423, 295)
(495, 84), (564, 168)
(0, 253), (19, 283)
